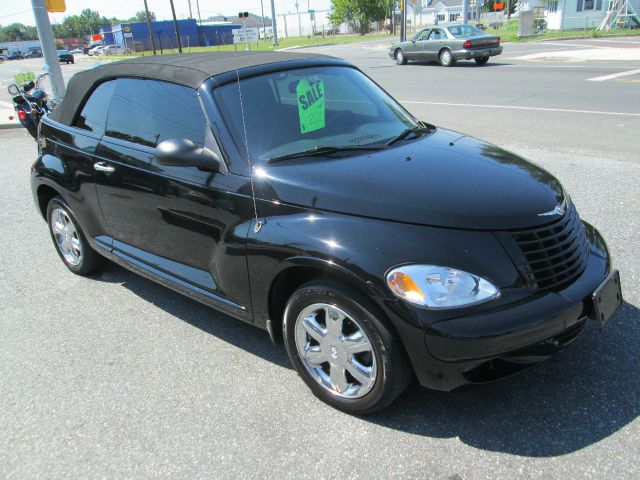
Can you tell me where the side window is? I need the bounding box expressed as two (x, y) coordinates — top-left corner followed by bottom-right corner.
(428, 29), (443, 40)
(416, 30), (429, 41)
(74, 81), (115, 135)
(106, 78), (206, 148)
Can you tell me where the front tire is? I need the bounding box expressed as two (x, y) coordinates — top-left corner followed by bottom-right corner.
(395, 49), (408, 65)
(439, 48), (455, 67)
(46, 196), (105, 275)
(475, 56), (489, 65)
(283, 281), (411, 414)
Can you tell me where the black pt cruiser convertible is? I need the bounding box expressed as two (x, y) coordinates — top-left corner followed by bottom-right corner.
(32, 52), (622, 414)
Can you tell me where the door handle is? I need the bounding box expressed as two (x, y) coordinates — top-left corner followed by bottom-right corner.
(94, 162), (115, 173)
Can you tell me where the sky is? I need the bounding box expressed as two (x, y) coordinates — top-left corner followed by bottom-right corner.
(0, 0), (333, 26)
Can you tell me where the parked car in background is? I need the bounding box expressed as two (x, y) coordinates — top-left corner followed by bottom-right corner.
(390, 24), (502, 67)
(87, 46), (104, 56)
(25, 49), (43, 58)
(95, 45), (125, 56)
(70, 48), (83, 54)
(7, 52), (25, 60)
(0, 54), (6, 63)
(32, 52), (621, 415)
(57, 50), (74, 64)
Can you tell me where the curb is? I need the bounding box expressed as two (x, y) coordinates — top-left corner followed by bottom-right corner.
(0, 122), (21, 130)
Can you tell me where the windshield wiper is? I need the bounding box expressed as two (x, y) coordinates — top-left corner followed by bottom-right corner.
(385, 122), (435, 147)
(267, 144), (385, 164)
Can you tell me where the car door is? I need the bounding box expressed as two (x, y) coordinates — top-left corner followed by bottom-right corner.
(93, 78), (254, 319)
(412, 29), (431, 60)
(45, 80), (116, 241)
(425, 28), (446, 60)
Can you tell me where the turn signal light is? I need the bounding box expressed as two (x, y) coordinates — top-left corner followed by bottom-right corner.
(497, 37), (501, 44)
(17, 109), (27, 121)
(387, 271), (425, 304)
(463, 40), (472, 48)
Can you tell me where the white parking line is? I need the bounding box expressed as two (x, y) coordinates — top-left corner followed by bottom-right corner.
(0, 100), (14, 108)
(587, 68), (640, 81)
(400, 100), (640, 117)
(587, 38), (640, 44)
(538, 41), (608, 48)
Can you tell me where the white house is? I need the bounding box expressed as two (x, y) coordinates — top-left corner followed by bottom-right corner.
(518, 0), (640, 29)
(418, 0), (480, 26)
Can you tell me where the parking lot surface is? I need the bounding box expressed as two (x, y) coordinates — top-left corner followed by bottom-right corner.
(1, 39), (639, 479)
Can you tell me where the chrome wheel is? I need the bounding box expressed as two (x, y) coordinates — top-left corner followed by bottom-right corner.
(50, 207), (82, 266)
(440, 49), (453, 66)
(294, 303), (377, 399)
(396, 49), (405, 65)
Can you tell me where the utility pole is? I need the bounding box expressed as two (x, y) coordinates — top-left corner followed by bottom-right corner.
(195, 0), (202, 24)
(400, 0), (406, 41)
(169, 0), (183, 53)
(506, 0), (511, 19)
(270, 0), (279, 46)
(295, 1), (302, 37)
(260, 0), (267, 41)
(462, 0), (468, 24)
(143, 0), (157, 55)
(187, 0), (193, 19)
(30, 0), (65, 99)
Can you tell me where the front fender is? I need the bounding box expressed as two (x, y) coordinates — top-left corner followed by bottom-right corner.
(246, 200), (522, 334)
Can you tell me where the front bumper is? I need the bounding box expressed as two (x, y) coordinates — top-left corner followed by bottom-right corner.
(394, 222), (616, 391)
(453, 45), (503, 60)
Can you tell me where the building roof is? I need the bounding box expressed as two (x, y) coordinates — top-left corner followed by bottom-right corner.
(50, 51), (340, 126)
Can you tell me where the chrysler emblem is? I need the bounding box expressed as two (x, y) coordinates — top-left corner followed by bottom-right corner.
(539, 198), (566, 217)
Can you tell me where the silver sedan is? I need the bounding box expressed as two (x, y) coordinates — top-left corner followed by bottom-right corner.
(390, 24), (503, 67)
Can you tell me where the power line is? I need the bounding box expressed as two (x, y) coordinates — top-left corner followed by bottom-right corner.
(0, 8), (33, 19)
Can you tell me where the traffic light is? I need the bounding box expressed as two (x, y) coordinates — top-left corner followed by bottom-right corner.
(45, 0), (66, 13)
(238, 12), (249, 18)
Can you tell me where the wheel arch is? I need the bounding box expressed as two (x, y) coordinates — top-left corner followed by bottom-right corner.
(36, 183), (61, 218)
(267, 258), (379, 344)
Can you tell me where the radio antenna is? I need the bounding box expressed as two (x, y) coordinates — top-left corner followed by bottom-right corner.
(233, 52), (261, 232)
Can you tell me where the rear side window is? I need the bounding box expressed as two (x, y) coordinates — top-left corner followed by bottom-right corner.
(74, 81), (115, 135)
(106, 78), (206, 148)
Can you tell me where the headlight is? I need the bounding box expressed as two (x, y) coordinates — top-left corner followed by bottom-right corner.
(386, 265), (500, 309)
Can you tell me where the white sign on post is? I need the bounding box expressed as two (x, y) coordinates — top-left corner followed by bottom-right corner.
(232, 28), (259, 44)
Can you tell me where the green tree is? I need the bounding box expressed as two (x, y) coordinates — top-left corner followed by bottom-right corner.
(128, 10), (156, 23)
(0, 23), (39, 41)
(329, 0), (389, 34)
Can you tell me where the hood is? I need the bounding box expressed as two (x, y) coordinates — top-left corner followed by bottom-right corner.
(253, 128), (565, 230)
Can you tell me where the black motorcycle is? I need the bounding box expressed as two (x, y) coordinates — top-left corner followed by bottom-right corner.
(7, 73), (56, 139)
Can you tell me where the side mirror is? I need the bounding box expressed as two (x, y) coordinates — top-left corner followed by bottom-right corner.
(154, 138), (220, 171)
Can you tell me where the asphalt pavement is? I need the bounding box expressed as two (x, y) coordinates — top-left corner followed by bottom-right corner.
(1, 38), (639, 479)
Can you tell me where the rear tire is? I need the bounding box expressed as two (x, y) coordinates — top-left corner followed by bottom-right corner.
(283, 281), (412, 415)
(395, 49), (408, 65)
(475, 56), (489, 65)
(46, 196), (105, 275)
(439, 48), (455, 67)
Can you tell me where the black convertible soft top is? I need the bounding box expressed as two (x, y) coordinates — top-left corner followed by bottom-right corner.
(50, 51), (339, 127)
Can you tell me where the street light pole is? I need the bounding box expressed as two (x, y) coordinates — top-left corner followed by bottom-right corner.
(30, 0), (65, 99)
(270, 0), (279, 46)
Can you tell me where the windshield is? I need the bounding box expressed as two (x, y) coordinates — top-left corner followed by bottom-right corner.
(214, 66), (419, 163)
(447, 25), (484, 37)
